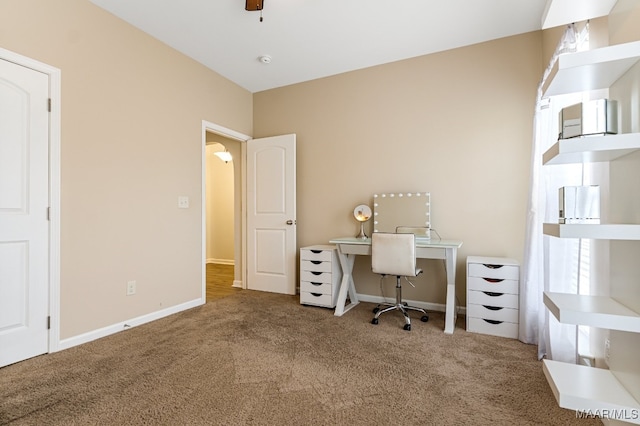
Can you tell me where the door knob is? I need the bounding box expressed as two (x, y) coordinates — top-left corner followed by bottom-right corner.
(286, 220), (296, 225)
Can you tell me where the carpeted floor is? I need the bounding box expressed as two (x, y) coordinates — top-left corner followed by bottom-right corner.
(0, 290), (598, 425)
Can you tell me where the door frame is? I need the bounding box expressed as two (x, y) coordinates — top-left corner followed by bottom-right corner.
(201, 120), (251, 297)
(0, 47), (61, 353)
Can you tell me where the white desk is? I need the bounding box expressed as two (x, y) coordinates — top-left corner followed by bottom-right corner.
(329, 236), (463, 334)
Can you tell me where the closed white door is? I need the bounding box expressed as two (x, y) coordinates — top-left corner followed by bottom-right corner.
(0, 58), (50, 367)
(247, 134), (296, 294)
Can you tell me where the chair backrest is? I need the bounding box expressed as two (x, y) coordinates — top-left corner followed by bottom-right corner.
(371, 232), (418, 277)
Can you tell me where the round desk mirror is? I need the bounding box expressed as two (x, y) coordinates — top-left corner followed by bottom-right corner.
(353, 204), (372, 239)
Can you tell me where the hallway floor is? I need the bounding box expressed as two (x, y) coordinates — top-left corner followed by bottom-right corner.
(206, 263), (240, 302)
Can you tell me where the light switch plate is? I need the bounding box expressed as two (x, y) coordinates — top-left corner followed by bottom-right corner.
(178, 196), (189, 209)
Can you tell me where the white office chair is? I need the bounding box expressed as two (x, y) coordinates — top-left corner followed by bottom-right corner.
(371, 232), (429, 331)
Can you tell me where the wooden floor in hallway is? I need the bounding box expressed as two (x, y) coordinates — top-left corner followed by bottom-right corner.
(206, 263), (240, 302)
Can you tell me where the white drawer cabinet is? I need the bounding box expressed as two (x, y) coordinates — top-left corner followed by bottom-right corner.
(466, 256), (520, 339)
(299, 245), (342, 308)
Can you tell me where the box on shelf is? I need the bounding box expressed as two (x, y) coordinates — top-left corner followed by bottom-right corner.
(559, 186), (600, 224)
(559, 99), (618, 139)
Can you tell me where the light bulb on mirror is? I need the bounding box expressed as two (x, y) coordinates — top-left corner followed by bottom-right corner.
(353, 204), (372, 239)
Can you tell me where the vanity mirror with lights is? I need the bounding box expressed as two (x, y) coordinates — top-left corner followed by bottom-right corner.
(373, 192), (431, 238)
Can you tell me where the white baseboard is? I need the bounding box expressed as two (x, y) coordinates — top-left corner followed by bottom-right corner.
(206, 258), (234, 265)
(347, 293), (467, 316)
(293, 286), (465, 316)
(232, 280), (242, 288)
(56, 297), (204, 352)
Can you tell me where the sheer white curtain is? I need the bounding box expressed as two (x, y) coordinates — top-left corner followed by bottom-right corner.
(520, 25), (590, 362)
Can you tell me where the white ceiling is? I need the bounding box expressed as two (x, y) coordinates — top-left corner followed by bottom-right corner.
(90, 0), (616, 93)
(541, 0), (617, 29)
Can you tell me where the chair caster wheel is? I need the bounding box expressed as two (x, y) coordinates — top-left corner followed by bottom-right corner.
(372, 307), (380, 314)
(421, 315), (429, 322)
(371, 318), (379, 325)
(403, 324), (411, 331)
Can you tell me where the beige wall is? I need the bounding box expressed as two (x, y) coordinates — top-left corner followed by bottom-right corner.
(609, 0), (640, 45)
(0, 0), (252, 339)
(254, 32), (542, 305)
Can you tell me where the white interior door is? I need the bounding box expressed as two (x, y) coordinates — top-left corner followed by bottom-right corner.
(247, 134), (296, 294)
(0, 58), (50, 367)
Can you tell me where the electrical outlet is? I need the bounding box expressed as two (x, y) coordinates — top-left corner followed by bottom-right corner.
(126, 280), (136, 296)
(178, 196), (189, 209)
(604, 338), (611, 367)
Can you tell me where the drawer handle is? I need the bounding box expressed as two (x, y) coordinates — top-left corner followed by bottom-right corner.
(311, 271), (323, 276)
(311, 293), (322, 297)
(482, 305), (503, 311)
(311, 260), (322, 265)
(310, 282), (322, 286)
(311, 250), (322, 254)
(483, 264), (503, 269)
(483, 319), (503, 325)
(483, 291), (503, 297)
(483, 278), (504, 283)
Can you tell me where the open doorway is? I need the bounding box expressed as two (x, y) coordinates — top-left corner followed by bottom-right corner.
(202, 122), (297, 299)
(202, 120), (251, 302)
(202, 121), (250, 303)
(204, 139), (239, 301)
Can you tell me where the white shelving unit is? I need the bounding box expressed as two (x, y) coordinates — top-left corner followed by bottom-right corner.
(544, 292), (640, 333)
(541, 39), (640, 423)
(542, 40), (640, 98)
(543, 223), (640, 240)
(543, 360), (640, 423)
(543, 133), (640, 165)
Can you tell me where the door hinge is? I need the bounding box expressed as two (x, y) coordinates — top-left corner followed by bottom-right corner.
(47, 316), (51, 330)
(48, 98), (51, 112)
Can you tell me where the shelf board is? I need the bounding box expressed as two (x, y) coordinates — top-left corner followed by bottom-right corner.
(543, 223), (640, 240)
(543, 360), (640, 423)
(544, 292), (640, 333)
(543, 133), (640, 165)
(542, 40), (640, 98)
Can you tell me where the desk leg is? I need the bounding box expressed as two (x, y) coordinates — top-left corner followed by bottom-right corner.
(334, 251), (360, 316)
(444, 247), (458, 334)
